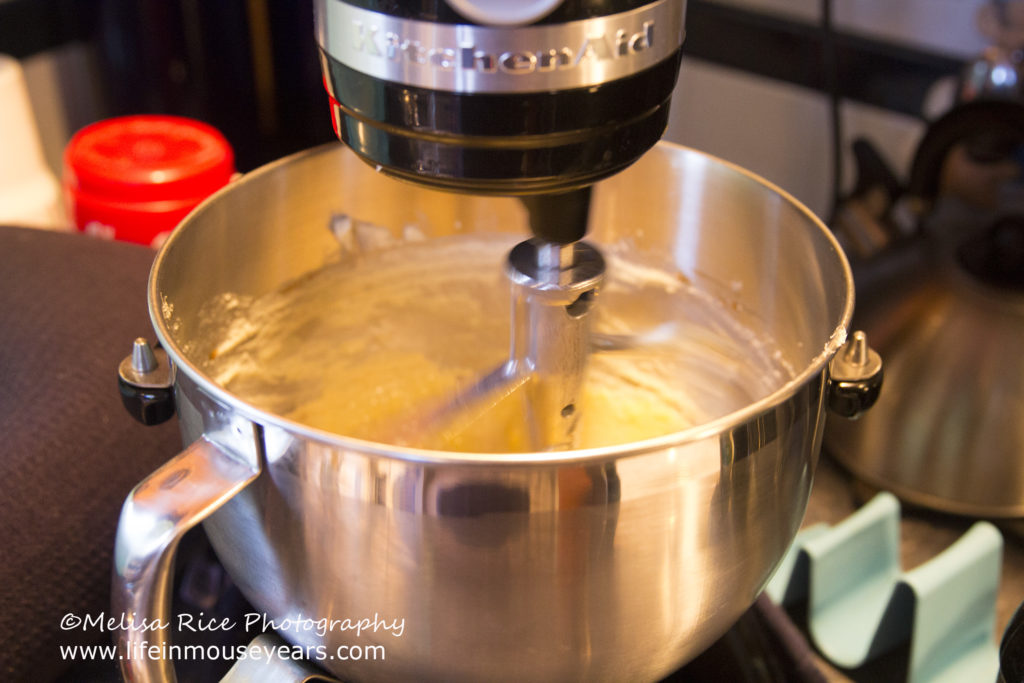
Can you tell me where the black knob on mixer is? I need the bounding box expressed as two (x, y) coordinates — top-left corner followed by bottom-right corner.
(118, 338), (176, 426)
(827, 331), (884, 420)
(316, 0), (687, 196)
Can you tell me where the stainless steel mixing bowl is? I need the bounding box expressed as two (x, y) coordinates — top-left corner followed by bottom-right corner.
(113, 141), (863, 682)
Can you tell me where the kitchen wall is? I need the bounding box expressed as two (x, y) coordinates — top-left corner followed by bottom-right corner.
(19, 42), (104, 184)
(664, 0), (991, 218)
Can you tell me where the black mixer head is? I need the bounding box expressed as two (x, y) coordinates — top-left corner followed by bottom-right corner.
(315, 1), (687, 198)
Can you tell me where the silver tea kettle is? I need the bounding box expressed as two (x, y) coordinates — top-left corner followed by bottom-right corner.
(827, 98), (1024, 517)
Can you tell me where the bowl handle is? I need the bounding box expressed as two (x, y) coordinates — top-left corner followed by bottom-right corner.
(111, 436), (261, 682)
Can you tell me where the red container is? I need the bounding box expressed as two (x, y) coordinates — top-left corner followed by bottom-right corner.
(64, 115), (235, 246)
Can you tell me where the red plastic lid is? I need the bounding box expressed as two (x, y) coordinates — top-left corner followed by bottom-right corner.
(63, 115), (235, 245)
(64, 115), (234, 204)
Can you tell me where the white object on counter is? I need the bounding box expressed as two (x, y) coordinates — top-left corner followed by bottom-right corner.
(0, 54), (65, 229)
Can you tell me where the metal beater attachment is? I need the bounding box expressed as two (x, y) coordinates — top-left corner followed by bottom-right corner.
(507, 239), (606, 449)
(398, 239), (606, 452)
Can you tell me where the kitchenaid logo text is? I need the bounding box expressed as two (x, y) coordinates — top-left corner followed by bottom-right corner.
(318, 0), (685, 92)
(350, 20), (655, 75)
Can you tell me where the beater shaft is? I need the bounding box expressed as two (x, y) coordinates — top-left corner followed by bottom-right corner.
(507, 239), (605, 450)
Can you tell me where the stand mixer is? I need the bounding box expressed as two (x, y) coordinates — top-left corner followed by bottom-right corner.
(110, 2), (885, 681)
(314, 0), (688, 449)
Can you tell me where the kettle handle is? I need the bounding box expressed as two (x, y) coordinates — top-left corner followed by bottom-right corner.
(111, 436), (261, 683)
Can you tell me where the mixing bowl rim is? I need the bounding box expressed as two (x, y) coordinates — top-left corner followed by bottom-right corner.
(149, 140), (854, 466)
